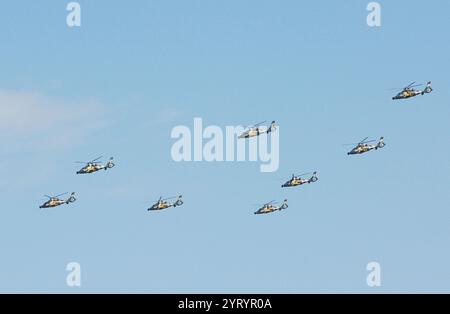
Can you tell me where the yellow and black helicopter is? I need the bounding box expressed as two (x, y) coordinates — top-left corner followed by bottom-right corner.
(148, 195), (184, 211)
(282, 172), (318, 188)
(238, 121), (277, 139)
(76, 156), (115, 174)
(391, 81), (432, 100)
(254, 199), (288, 215)
(346, 137), (385, 155)
(39, 192), (76, 209)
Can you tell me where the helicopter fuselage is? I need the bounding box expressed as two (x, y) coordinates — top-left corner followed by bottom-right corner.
(77, 163), (103, 174)
(347, 144), (375, 155)
(149, 202), (172, 211)
(40, 199), (66, 208)
(238, 128), (263, 139)
(283, 178), (308, 187)
(392, 89), (421, 100)
(255, 206), (278, 214)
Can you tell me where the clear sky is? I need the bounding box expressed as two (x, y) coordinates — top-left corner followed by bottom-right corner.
(1, 0), (449, 293)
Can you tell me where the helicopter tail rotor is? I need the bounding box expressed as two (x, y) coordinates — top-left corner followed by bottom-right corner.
(106, 157), (115, 169)
(175, 195), (184, 207)
(376, 137), (385, 149)
(267, 121), (277, 133)
(422, 81), (433, 94)
(309, 171), (319, 183)
(66, 192), (76, 204)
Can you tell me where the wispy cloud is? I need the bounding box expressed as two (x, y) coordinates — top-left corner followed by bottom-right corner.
(0, 90), (109, 152)
(157, 107), (183, 124)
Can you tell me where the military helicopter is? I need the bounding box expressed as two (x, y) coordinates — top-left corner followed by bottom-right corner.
(391, 81), (432, 100)
(282, 172), (318, 188)
(238, 121), (277, 139)
(254, 199), (288, 215)
(346, 137), (385, 155)
(148, 195), (183, 211)
(39, 192), (76, 209)
(76, 156), (115, 174)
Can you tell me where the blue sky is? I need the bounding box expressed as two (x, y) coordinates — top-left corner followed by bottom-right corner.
(0, 0), (449, 293)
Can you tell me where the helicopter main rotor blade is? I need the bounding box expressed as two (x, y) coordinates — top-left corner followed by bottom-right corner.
(76, 156), (103, 164)
(252, 121), (267, 127)
(359, 137), (369, 144)
(402, 82), (423, 90)
(44, 195), (53, 199)
(295, 172), (312, 177)
(341, 137), (369, 145)
(160, 196), (177, 201)
(154, 196), (163, 203)
(90, 156), (103, 163)
(54, 192), (68, 198)
(256, 200), (276, 206)
(343, 138), (375, 146)
(388, 83), (423, 91)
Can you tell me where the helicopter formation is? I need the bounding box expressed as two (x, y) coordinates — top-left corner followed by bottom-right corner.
(39, 155), (186, 212)
(39, 80), (432, 214)
(39, 156), (115, 209)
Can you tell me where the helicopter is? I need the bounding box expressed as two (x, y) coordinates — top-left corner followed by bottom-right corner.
(346, 137), (385, 155)
(238, 121), (277, 139)
(254, 199), (288, 215)
(39, 192), (76, 209)
(148, 195), (184, 211)
(282, 172), (318, 188)
(76, 156), (115, 174)
(391, 81), (432, 100)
